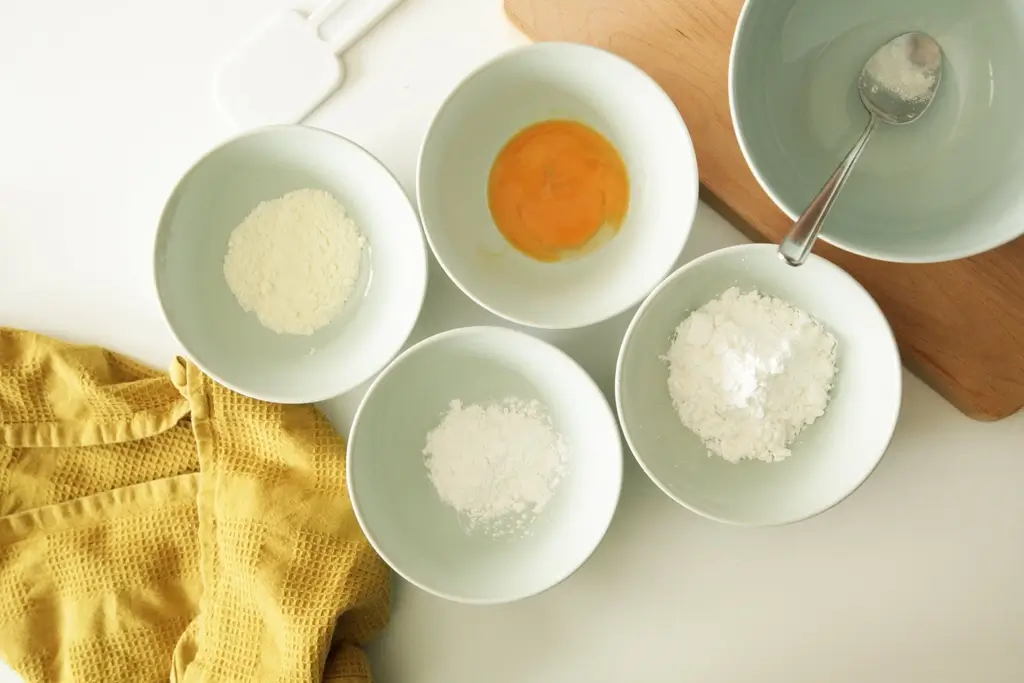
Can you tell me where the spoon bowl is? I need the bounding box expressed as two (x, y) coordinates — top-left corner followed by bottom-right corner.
(778, 31), (943, 266)
(860, 32), (943, 124)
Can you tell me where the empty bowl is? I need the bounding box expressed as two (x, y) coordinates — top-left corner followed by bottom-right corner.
(730, 0), (1024, 261)
(418, 42), (699, 329)
(154, 125), (427, 403)
(348, 326), (622, 604)
(616, 244), (902, 525)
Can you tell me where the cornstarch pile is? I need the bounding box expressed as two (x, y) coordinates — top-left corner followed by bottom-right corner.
(223, 188), (366, 335)
(665, 287), (837, 463)
(423, 397), (568, 537)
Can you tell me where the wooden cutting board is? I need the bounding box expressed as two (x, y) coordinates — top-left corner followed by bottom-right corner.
(504, 0), (1024, 420)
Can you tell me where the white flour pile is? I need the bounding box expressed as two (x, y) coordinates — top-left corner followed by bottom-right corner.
(223, 188), (366, 335)
(665, 287), (837, 463)
(423, 398), (568, 536)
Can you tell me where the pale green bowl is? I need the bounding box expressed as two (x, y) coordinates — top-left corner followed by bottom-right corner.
(348, 327), (622, 604)
(154, 126), (428, 403)
(615, 245), (902, 526)
(729, 0), (1024, 262)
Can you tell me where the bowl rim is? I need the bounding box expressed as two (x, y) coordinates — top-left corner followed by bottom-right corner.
(614, 243), (903, 526)
(152, 123), (428, 404)
(415, 41), (700, 329)
(347, 324), (624, 604)
(726, 2), (1024, 264)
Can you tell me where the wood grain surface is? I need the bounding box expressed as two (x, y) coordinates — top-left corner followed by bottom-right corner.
(504, 0), (1024, 420)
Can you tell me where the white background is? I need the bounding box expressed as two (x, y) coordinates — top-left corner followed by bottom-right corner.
(2, 1), (1024, 681)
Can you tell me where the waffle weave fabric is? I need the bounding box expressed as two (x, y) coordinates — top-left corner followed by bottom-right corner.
(0, 328), (390, 682)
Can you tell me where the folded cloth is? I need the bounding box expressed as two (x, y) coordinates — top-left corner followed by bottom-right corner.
(0, 329), (390, 682)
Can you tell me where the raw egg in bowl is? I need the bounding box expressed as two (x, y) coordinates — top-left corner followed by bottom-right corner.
(418, 42), (699, 329)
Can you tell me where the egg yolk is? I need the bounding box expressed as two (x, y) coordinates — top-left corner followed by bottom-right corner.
(487, 120), (629, 262)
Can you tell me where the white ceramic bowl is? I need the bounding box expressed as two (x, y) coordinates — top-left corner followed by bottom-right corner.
(348, 326), (622, 604)
(730, 0), (1024, 262)
(417, 42), (699, 329)
(154, 125), (427, 403)
(616, 244), (902, 526)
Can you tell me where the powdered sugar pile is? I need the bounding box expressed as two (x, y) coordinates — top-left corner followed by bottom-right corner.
(423, 397), (568, 536)
(664, 287), (837, 463)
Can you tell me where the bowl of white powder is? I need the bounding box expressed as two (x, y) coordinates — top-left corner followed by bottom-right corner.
(615, 244), (902, 526)
(348, 326), (622, 604)
(154, 125), (427, 403)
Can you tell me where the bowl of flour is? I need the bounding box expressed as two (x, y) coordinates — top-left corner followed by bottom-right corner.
(615, 244), (902, 526)
(154, 125), (427, 403)
(347, 326), (622, 604)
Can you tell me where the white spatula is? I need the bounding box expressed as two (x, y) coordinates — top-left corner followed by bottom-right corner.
(214, 0), (405, 129)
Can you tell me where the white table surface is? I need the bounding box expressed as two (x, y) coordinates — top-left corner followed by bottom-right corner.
(3, 1), (1024, 681)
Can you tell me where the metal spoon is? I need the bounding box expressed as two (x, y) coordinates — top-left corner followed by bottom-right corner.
(778, 32), (943, 266)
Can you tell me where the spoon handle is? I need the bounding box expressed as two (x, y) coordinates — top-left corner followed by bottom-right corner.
(778, 115), (879, 266)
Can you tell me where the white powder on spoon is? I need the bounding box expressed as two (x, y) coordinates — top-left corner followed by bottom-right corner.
(664, 287), (837, 463)
(423, 397), (568, 536)
(866, 34), (937, 102)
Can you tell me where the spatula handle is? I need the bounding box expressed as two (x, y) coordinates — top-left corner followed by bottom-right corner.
(307, 0), (406, 55)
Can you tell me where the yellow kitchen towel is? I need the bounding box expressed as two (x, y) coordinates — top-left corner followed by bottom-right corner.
(0, 328), (390, 682)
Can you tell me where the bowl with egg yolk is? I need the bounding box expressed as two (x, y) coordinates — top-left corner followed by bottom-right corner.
(417, 42), (699, 329)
